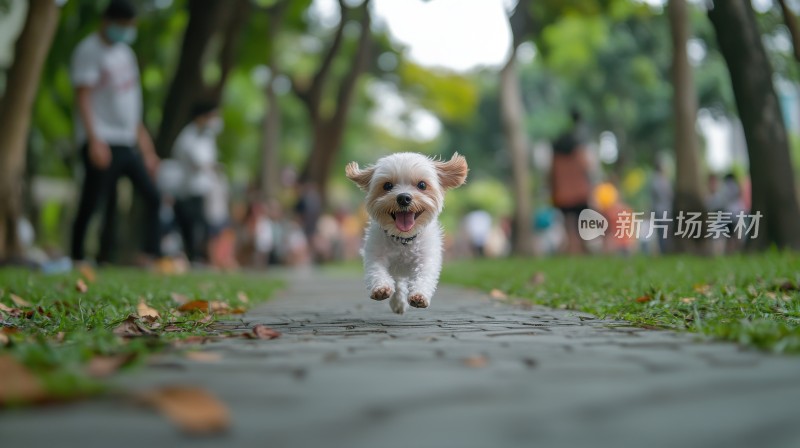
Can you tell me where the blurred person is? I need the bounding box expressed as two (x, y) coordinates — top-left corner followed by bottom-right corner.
(462, 208), (492, 257)
(593, 181), (636, 255)
(550, 109), (592, 254)
(70, 0), (161, 264)
(314, 213), (342, 262)
(650, 160), (673, 254)
(708, 173), (746, 254)
(205, 167), (236, 270)
(532, 206), (565, 256)
(294, 181), (322, 261)
(171, 101), (223, 263)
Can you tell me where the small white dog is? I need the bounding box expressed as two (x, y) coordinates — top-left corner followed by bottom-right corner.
(345, 152), (468, 314)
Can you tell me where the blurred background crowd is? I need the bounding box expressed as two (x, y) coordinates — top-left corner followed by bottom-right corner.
(1, 0), (799, 272)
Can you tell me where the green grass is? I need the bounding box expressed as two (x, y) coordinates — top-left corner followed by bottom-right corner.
(0, 268), (283, 404)
(441, 252), (800, 353)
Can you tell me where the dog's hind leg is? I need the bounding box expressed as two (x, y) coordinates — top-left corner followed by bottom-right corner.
(390, 278), (409, 315)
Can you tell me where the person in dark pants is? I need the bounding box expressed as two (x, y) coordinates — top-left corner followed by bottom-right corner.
(171, 102), (223, 263)
(550, 109), (592, 254)
(69, 0), (161, 263)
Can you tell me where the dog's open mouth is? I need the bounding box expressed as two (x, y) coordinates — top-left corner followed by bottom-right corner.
(390, 211), (423, 233)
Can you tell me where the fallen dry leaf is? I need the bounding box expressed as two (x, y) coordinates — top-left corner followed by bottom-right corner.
(635, 295), (652, 303)
(86, 354), (134, 378)
(137, 386), (230, 435)
(249, 325), (281, 340)
(170, 292), (190, 305)
(9, 294), (31, 307)
(489, 289), (507, 300)
(154, 258), (189, 275)
(184, 351), (222, 363)
(54, 331), (65, 342)
(0, 333), (8, 346)
(137, 300), (160, 321)
(75, 279), (88, 293)
(0, 355), (46, 405)
(693, 284), (711, 295)
(528, 272), (546, 286)
(236, 291), (249, 303)
(680, 297), (696, 304)
(0, 303), (22, 318)
(113, 315), (153, 337)
(79, 264), (97, 283)
(178, 300), (230, 314)
(463, 355), (489, 368)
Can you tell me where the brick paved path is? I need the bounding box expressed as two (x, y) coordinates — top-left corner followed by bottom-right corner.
(2, 270), (800, 448)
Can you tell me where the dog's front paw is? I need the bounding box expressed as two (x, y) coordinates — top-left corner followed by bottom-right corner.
(409, 294), (429, 308)
(370, 286), (393, 301)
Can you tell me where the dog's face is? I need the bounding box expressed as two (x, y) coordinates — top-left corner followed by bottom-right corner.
(346, 153), (468, 238)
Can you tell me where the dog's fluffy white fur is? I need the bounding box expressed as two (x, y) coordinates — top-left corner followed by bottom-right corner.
(345, 152), (468, 314)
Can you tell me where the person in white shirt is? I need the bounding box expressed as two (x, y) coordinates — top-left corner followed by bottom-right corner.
(69, 0), (161, 263)
(171, 102), (223, 262)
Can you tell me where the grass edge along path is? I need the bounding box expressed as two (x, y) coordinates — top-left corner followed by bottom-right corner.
(441, 252), (800, 353)
(0, 268), (283, 407)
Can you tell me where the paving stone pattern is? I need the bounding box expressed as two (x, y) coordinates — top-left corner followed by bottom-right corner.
(2, 270), (800, 448)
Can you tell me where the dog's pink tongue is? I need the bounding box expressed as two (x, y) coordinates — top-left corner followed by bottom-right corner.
(395, 211), (416, 232)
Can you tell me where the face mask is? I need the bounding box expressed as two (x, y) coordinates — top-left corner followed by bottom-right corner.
(105, 25), (137, 45)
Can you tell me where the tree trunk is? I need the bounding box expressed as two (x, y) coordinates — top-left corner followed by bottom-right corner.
(777, 0), (800, 63)
(668, 0), (708, 254)
(0, 0), (60, 260)
(295, 0), (371, 204)
(155, 0), (247, 157)
(499, 48), (534, 256)
(258, 2), (288, 200)
(709, 1), (800, 250)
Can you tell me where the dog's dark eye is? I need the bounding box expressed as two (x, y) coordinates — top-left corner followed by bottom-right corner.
(417, 181), (427, 191)
(383, 182), (393, 191)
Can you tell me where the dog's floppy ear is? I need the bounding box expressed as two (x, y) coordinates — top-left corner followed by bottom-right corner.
(435, 152), (468, 190)
(345, 161), (375, 191)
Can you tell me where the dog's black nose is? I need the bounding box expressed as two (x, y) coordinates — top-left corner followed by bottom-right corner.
(396, 193), (412, 207)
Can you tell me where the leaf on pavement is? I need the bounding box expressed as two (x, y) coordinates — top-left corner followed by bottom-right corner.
(0, 355), (46, 406)
(75, 278), (89, 293)
(489, 289), (507, 300)
(86, 354), (135, 378)
(137, 299), (161, 321)
(184, 351), (222, 363)
(113, 315), (153, 337)
(463, 355), (489, 368)
(9, 294), (31, 307)
(137, 386), (230, 435)
(245, 325), (281, 340)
